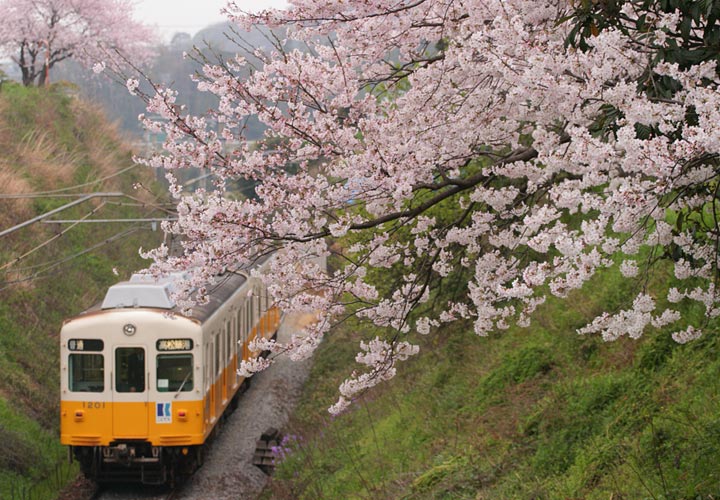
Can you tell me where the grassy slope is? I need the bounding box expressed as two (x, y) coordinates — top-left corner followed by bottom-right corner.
(0, 83), (164, 499)
(266, 258), (720, 498)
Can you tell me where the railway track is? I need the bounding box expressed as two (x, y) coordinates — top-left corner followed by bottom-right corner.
(88, 476), (185, 500)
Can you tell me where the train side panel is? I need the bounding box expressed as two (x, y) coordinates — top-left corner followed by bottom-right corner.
(199, 278), (281, 439)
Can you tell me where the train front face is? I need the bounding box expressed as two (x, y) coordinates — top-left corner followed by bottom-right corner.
(60, 309), (204, 482)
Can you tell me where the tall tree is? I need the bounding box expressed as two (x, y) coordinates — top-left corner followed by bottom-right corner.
(136, 0), (720, 413)
(0, 0), (155, 86)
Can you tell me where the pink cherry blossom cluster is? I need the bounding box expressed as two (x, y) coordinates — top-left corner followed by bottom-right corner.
(136, 0), (720, 413)
(330, 337), (419, 415)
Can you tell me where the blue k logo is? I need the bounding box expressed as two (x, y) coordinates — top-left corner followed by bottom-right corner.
(156, 402), (172, 423)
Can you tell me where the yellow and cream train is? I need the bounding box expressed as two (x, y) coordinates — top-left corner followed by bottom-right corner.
(59, 258), (280, 484)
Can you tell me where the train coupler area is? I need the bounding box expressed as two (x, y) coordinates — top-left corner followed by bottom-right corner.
(72, 443), (201, 485)
(73, 442), (169, 484)
(102, 442), (161, 466)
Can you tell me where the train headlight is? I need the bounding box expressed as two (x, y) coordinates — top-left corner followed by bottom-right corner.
(123, 323), (137, 336)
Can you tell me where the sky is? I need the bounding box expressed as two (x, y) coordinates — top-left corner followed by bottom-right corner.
(132, 0), (289, 42)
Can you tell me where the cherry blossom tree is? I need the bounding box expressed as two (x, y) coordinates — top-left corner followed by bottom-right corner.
(0, 0), (155, 86)
(135, 0), (720, 413)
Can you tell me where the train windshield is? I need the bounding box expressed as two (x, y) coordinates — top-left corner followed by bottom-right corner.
(68, 354), (104, 392)
(115, 347), (145, 392)
(156, 354), (193, 392)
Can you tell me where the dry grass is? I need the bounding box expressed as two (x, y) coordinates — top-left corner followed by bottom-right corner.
(0, 90), (139, 195)
(17, 128), (78, 188)
(72, 100), (131, 181)
(0, 162), (33, 226)
(70, 100), (162, 207)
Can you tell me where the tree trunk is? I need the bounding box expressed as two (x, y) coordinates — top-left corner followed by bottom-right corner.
(21, 68), (35, 87)
(37, 69), (47, 87)
(18, 43), (40, 87)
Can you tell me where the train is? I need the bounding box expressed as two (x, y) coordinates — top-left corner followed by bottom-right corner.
(59, 257), (280, 485)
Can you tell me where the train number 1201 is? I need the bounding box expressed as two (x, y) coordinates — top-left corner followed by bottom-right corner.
(82, 402), (106, 409)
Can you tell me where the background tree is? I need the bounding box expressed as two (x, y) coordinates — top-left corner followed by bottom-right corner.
(0, 0), (155, 86)
(135, 0), (720, 413)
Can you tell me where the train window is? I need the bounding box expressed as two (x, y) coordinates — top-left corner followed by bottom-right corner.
(68, 354), (104, 392)
(225, 321), (231, 362)
(239, 304), (246, 341)
(215, 334), (221, 376)
(256, 285), (263, 315)
(115, 348), (145, 393)
(235, 306), (243, 338)
(231, 315), (238, 384)
(156, 354), (193, 392)
(205, 343), (211, 392)
(247, 298), (254, 330)
(230, 316), (237, 358)
(232, 316), (238, 359)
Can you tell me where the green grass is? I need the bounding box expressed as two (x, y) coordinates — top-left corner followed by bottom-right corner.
(264, 262), (720, 499)
(0, 398), (75, 500)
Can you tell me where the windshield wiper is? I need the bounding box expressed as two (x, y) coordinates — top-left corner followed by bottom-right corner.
(174, 371), (192, 399)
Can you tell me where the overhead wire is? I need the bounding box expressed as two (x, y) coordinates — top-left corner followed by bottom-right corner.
(107, 192), (177, 215)
(0, 225), (142, 275)
(0, 226), (147, 292)
(0, 139), (179, 289)
(0, 186), (175, 280)
(0, 141), (191, 284)
(0, 201), (108, 272)
(0, 164), (140, 198)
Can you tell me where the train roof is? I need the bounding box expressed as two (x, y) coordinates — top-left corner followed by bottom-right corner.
(189, 271), (250, 322)
(67, 271), (248, 325)
(101, 272), (186, 309)
(65, 254), (275, 325)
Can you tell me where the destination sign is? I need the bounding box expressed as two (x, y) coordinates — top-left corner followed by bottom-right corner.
(157, 339), (193, 351)
(68, 339), (104, 351)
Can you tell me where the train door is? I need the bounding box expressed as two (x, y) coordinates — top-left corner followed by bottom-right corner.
(112, 346), (149, 437)
(221, 323), (229, 404)
(232, 314), (239, 388)
(240, 301), (247, 361)
(254, 285), (262, 343)
(205, 340), (215, 424)
(247, 297), (255, 356)
(215, 332), (223, 416)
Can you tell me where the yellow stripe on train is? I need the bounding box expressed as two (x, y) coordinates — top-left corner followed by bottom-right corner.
(61, 400), (205, 447)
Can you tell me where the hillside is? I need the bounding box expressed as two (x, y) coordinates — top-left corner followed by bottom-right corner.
(263, 259), (720, 498)
(0, 82), (165, 499)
